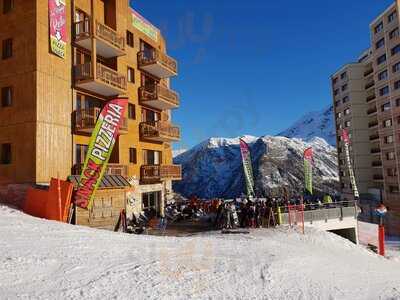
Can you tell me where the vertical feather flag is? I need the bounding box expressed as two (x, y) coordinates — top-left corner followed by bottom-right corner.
(304, 147), (313, 195)
(239, 138), (255, 197)
(74, 98), (128, 210)
(342, 129), (360, 199)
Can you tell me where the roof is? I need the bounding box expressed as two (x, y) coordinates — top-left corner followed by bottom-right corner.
(68, 175), (131, 189)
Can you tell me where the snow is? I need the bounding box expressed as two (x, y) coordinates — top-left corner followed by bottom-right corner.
(1, 205), (400, 300)
(278, 106), (336, 146)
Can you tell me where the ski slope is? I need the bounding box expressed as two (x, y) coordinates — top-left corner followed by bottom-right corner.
(1, 205), (399, 300)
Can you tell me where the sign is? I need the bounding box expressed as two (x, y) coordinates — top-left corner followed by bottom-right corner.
(304, 147), (313, 195)
(341, 129), (360, 198)
(49, 0), (67, 58)
(131, 9), (159, 42)
(358, 221), (379, 247)
(239, 139), (255, 197)
(375, 204), (387, 217)
(75, 98), (128, 209)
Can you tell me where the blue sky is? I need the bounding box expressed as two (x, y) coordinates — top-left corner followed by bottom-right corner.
(130, 0), (394, 149)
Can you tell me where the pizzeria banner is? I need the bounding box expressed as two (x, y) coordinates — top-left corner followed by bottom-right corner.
(131, 9), (159, 42)
(304, 147), (313, 195)
(342, 129), (360, 199)
(239, 138), (255, 197)
(49, 0), (67, 58)
(75, 98), (128, 209)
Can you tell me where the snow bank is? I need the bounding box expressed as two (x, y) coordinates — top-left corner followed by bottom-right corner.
(0, 205), (399, 300)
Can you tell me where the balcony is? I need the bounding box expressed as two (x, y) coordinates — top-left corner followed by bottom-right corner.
(139, 121), (180, 142)
(73, 108), (128, 134)
(138, 50), (177, 79)
(371, 148), (381, 155)
(373, 174), (384, 181)
(139, 84), (180, 110)
(368, 121), (379, 128)
(365, 81), (375, 90)
(369, 134), (380, 142)
(72, 163), (128, 176)
(74, 62), (127, 96)
(367, 107), (377, 115)
(73, 19), (125, 58)
(140, 164), (182, 183)
(372, 161), (383, 167)
(366, 95), (376, 102)
(364, 69), (373, 77)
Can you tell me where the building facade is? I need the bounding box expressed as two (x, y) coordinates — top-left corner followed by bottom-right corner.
(0, 0), (181, 228)
(331, 2), (400, 234)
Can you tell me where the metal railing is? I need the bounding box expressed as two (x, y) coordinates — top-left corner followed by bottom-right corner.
(137, 50), (177, 75)
(278, 201), (357, 225)
(139, 121), (180, 140)
(74, 19), (91, 39)
(139, 84), (180, 107)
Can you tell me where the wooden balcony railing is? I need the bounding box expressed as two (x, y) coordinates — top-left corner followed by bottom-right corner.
(140, 165), (182, 182)
(367, 107), (377, 115)
(140, 121), (180, 141)
(72, 163), (128, 177)
(95, 20), (125, 51)
(74, 108), (128, 133)
(139, 84), (180, 107)
(138, 50), (177, 75)
(96, 63), (127, 91)
(364, 69), (373, 77)
(365, 81), (375, 89)
(74, 62), (92, 80)
(366, 95), (376, 102)
(368, 121), (379, 128)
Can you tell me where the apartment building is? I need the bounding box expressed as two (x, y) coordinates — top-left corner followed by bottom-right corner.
(0, 0), (181, 228)
(331, 1), (400, 234)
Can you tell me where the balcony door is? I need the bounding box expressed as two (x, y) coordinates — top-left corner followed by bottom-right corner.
(142, 150), (161, 165)
(141, 108), (160, 123)
(140, 40), (154, 59)
(75, 144), (88, 165)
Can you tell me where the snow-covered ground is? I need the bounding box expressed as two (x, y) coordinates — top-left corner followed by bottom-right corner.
(1, 205), (399, 300)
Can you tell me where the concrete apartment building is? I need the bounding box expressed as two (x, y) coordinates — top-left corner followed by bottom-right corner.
(331, 2), (400, 234)
(0, 0), (181, 228)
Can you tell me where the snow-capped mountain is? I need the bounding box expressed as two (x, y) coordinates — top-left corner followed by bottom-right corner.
(173, 136), (339, 199)
(278, 106), (336, 146)
(172, 149), (188, 158)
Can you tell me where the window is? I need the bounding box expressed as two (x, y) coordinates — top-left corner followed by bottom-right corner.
(379, 86), (389, 96)
(383, 119), (392, 128)
(392, 44), (400, 56)
(142, 191), (161, 211)
(377, 54), (386, 65)
(344, 108), (350, 115)
(387, 168), (397, 177)
(126, 31), (134, 47)
(75, 144), (88, 165)
(2, 38), (12, 59)
(128, 103), (136, 119)
(393, 62), (400, 73)
(342, 96), (349, 103)
(387, 152), (395, 160)
(341, 84), (347, 91)
(1, 86), (12, 107)
(333, 89), (339, 96)
(345, 121), (351, 128)
(336, 112), (342, 119)
(388, 11), (397, 23)
(129, 148), (137, 164)
(378, 70), (388, 80)
(0, 143), (11, 164)
(395, 80), (400, 90)
(376, 38), (385, 49)
(389, 186), (400, 194)
(332, 77), (338, 85)
(340, 72), (347, 80)
(3, 0), (13, 14)
(390, 28), (400, 40)
(335, 100), (341, 107)
(385, 135), (394, 144)
(375, 22), (383, 34)
(382, 102), (391, 111)
(127, 67), (135, 83)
